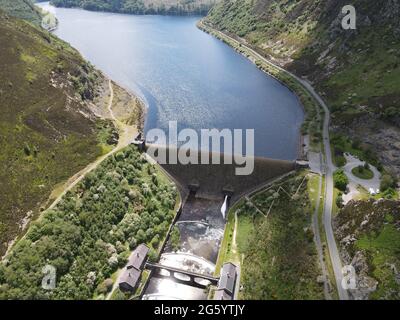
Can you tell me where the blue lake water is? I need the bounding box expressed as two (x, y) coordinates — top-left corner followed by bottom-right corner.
(38, 3), (304, 160)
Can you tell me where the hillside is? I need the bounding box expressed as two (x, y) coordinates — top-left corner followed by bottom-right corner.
(0, 0), (42, 25)
(0, 145), (177, 299)
(335, 199), (400, 300)
(216, 172), (324, 299)
(0, 9), (120, 257)
(206, 0), (400, 178)
(48, 0), (218, 15)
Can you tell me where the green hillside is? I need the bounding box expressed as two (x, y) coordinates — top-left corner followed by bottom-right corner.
(0, 10), (111, 257)
(335, 199), (400, 300)
(0, 0), (42, 25)
(206, 0), (400, 177)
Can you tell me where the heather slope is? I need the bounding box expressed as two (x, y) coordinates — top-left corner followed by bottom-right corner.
(0, 10), (114, 256)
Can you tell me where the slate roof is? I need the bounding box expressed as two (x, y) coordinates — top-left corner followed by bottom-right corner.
(127, 244), (149, 271)
(214, 262), (237, 300)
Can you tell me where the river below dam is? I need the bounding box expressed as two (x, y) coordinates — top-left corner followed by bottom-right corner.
(37, 2), (304, 300)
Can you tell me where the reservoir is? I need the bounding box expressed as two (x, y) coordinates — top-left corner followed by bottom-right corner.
(37, 2), (304, 160)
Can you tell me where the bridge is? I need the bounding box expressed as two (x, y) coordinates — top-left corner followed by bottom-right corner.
(146, 262), (219, 289)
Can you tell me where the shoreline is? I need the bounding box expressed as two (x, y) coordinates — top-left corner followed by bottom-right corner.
(197, 20), (322, 161)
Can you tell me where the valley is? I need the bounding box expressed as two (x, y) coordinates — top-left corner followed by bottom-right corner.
(0, 0), (399, 302)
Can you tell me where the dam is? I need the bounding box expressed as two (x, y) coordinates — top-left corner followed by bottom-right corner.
(35, 3), (306, 300)
(141, 146), (298, 300)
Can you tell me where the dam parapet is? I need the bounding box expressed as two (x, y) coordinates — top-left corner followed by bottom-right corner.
(144, 144), (296, 202)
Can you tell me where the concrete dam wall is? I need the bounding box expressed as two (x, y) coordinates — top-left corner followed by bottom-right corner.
(146, 145), (295, 201)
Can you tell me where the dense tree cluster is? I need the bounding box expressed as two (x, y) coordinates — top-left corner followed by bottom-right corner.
(49, 0), (214, 15)
(0, 146), (177, 299)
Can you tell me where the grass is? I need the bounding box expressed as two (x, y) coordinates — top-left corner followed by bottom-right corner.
(352, 166), (374, 180)
(215, 172), (324, 300)
(0, 145), (178, 299)
(357, 224), (400, 252)
(214, 200), (242, 276)
(307, 173), (320, 211)
(356, 224), (400, 299)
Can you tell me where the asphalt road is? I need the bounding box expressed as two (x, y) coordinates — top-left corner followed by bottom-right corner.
(299, 81), (349, 300)
(343, 153), (381, 192)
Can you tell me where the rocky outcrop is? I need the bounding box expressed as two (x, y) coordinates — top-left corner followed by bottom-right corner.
(334, 199), (400, 299)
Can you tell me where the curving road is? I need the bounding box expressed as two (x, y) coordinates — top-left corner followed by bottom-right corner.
(200, 22), (349, 300)
(343, 154), (381, 192)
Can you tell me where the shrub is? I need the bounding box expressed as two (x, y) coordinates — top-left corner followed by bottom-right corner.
(333, 169), (349, 192)
(170, 226), (181, 252)
(97, 278), (113, 294)
(336, 192), (344, 208)
(23, 143), (31, 156)
(380, 174), (396, 192)
(382, 188), (396, 199)
(148, 248), (159, 263)
(336, 155), (346, 167)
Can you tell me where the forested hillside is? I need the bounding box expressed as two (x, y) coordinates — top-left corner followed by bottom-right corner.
(0, 0), (42, 24)
(47, 0), (218, 15)
(0, 146), (177, 299)
(206, 0), (400, 178)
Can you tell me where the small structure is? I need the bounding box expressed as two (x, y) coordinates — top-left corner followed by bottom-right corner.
(119, 269), (141, 292)
(295, 159), (310, 170)
(188, 180), (200, 193)
(127, 243), (149, 270)
(119, 244), (149, 293)
(214, 262), (238, 300)
(222, 185), (234, 197)
(131, 133), (146, 151)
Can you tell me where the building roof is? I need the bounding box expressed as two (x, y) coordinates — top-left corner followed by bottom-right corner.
(217, 262), (237, 295)
(127, 244), (149, 271)
(119, 268), (141, 292)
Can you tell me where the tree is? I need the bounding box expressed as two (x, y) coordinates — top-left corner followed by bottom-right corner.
(128, 237), (137, 250)
(136, 229), (146, 243)
(333, 169), (349, 192)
